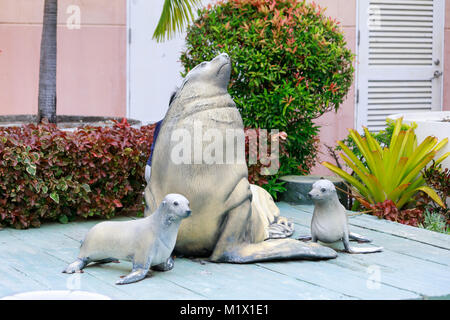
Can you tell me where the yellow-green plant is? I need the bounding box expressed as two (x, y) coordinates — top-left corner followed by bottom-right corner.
(323, 118), (449, 209)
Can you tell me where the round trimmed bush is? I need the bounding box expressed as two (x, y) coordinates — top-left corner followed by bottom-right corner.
(180, 0), (354, 179)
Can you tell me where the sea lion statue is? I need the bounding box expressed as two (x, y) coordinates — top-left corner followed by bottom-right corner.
(144, 53), (337, 263)
(302, 179), (383, 254)
(62, 194), (191, 284)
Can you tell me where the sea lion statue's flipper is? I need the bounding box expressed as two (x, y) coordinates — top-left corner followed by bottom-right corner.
(94, 258), (120, 264)
(267, 217), (294, 239)
(116, 257), (152, 285)
(297, 235), (313, 242)
(116, 267), (150, 285)
(349, 232), (372, 243)
(210, 199), (337, 263)
(250, 184), (294, 240)
(297, 233), (372, 243)
(151, 256), (175, 272)
(62, 257), (90, 274)
(342, 233), (383, 254)
(215, 238), (338, 263)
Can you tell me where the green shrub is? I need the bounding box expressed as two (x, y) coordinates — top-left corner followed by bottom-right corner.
(418, 161), (449, 228)
(419, 209), (449, 234)
(0, 120), (155, 229)
(180, 0), (354, 194)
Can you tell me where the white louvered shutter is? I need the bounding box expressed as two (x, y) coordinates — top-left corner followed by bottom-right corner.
(357, 0), (445, 132)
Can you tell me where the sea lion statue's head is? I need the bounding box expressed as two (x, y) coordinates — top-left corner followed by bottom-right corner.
(178, 53), (231, 97)
(165, 53), (234, 119)
(160, 193), (192, 221)
(308, 180), (337, 203)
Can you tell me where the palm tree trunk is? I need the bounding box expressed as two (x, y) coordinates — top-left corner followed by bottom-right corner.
(37, 0), (57, 124)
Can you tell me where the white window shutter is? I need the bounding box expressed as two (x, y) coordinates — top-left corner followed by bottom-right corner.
(357, 0), (445, 132)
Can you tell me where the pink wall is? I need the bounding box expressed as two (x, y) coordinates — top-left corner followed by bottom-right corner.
(311, 0), (450, 176)
(310, 0), (357, 176)
(0, 0), (127, 117)
(444, 0), (450, 111)
(0, 0), (448, 175)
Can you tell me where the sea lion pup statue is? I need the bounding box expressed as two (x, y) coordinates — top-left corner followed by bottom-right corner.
(144, 53), (337, 263)
(301, 179), (383, 254)
(62, 194), (191, 285)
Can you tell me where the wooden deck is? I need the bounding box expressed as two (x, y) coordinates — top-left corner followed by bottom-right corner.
(0, 202), (449, 300)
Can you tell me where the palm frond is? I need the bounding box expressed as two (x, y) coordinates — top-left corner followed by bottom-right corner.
(153, 0), (203, 42)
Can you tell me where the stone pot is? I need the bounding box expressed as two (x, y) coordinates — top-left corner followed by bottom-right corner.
(0, 115), (142, 130)
(279, 175), (350, 208)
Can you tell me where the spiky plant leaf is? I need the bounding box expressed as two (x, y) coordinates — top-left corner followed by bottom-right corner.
(323, 118), (449, 209)
(153, 0), (202, 42)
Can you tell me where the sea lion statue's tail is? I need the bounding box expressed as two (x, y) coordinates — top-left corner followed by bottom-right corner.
(250, 184), (294, 240)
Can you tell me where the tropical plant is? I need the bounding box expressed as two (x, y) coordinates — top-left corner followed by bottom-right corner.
(369, 200), (424, 227)
(37, 0), (57, 124)
(153, 0), (202, 42)
(181, 0), (354, 193)
(418, 161), (450, 225)
(323, 118), (449, 210)
(336, 118), (417, 161)
(419, 209), (450, 234)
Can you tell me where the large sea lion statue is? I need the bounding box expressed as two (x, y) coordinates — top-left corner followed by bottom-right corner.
(144, 53), (337, 263)
(302, 179), (383, 254)
(62, 194), (191, 284)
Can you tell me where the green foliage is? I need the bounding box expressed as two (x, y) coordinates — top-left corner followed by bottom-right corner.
(0, 121), (155, 229)
(153, 0), (202, 42)
(180, 0), (354, 196)
(323, 118), (449, 210)
(245, 128), (289, 199)
(419, 209), (450, 234)
(337, 119), (417, 160)
(418, 161), (449, 227)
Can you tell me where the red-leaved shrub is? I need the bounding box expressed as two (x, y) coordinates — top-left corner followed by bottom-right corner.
(0, 120), (155, 229)
(245, 128), (288, 187)
(0, 119), (289, 229)
(369, 200), (423, 227)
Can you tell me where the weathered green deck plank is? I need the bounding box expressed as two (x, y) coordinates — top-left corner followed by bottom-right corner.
(1, 203), (449, 299)
(0, 219), (347, 299)
(0, 263), (45, 297)
(279, 203), (450, 266)
(159, 258), (353, 300)
(282, 203), (450, 268)
(262, 221), (422, 299)
(0, 243), (134, 299)
(277, 204), (450, 297)
(73, 261), (206, 300)
(32, 219), (350, 299)
(291, 203), (450, 250)
(0, 223), (206, 300)
(256, 260), (420, 300)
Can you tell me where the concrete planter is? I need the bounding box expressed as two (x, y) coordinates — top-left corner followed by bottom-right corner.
(279, 175), (350, 208)
(388, 112), (450, 169)
(0, 115), (142, 130)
